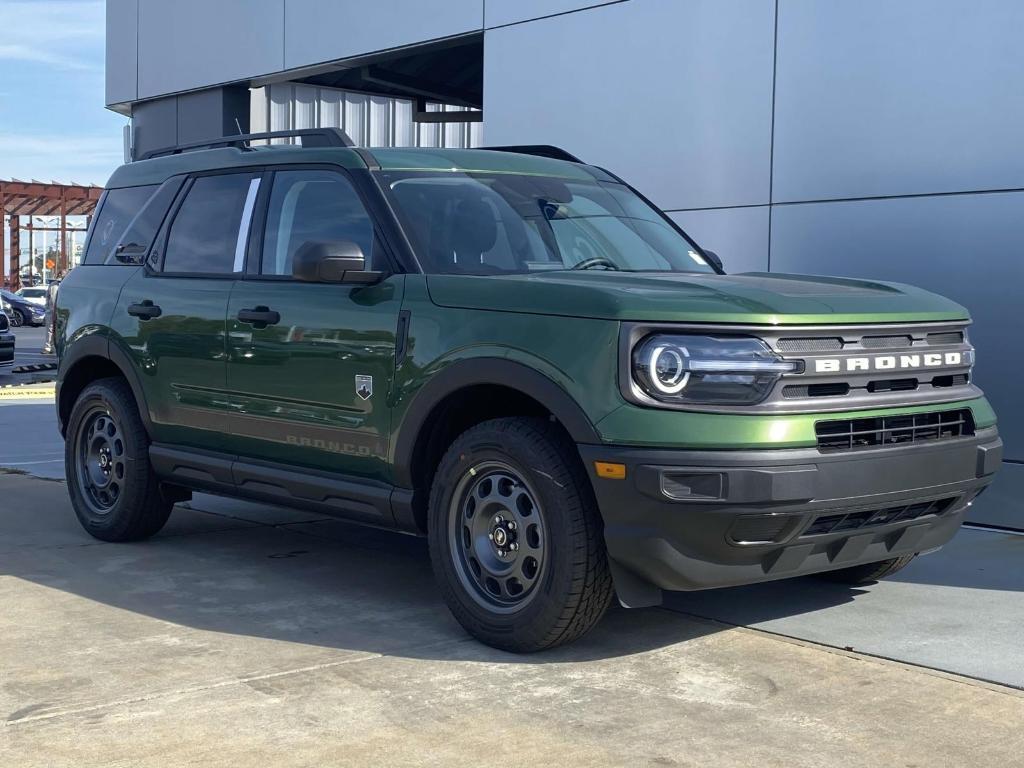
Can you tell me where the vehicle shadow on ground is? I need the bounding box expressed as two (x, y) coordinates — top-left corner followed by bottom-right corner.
(0, 473), (895, 664)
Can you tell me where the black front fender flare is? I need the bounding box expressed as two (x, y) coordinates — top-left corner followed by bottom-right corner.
(391, 357), (601, 489)
(57, 334), (154, 437)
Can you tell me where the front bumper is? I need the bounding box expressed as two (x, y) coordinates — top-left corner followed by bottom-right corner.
(579, 428), (1001, 599)
(0, 332), (14, 367)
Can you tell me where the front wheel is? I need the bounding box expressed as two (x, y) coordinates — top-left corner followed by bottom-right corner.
(65, 377), (173, 542)
(10, 310), (23, 327)
(816, 554), (917, 585)
(428, 417), (614, 652)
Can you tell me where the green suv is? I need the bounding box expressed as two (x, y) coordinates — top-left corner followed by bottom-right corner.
(56, 129), (1001, 651)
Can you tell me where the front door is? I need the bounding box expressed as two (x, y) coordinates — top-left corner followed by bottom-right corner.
(111, 171), (262, 452)
(225, 168), (403, 483)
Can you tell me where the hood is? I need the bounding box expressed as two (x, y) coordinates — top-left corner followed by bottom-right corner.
(426, 271), (968, 325)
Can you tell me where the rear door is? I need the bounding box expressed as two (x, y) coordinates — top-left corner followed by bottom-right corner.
(111, 171), (262, 452)
(225, 167), (404, 483)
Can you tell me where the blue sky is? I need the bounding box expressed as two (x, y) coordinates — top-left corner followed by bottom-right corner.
(0, 0), (125, 186)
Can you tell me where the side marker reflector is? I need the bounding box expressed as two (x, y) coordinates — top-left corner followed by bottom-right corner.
(594, 461), (626, 480)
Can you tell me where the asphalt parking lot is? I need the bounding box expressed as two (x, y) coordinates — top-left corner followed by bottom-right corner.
(2, 328), (1023, 766)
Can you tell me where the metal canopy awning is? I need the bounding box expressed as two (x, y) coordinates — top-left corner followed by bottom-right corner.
(273, 33), (484, 119)
(1, 179), (103, 290)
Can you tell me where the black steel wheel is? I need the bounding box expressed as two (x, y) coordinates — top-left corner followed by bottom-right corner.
(66, 377), (173, 542)
(10, 309), (23, 327)
(429, 417), (614, 652)
(76, 408), (128, 514)
(448, 461), (549, 613)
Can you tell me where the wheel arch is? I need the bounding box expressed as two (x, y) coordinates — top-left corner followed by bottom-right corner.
(392, 358), (601, 531)
(57, 335), (153, 438)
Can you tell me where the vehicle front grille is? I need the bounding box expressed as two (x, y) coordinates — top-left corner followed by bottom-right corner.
(861, 334), (912, 348)
(763, 320), (977, 413)
(927, 331), (964, 345)
(815, 408), (974, 453)
(776, 337), (843, 353)
(802, 496), (958, 537)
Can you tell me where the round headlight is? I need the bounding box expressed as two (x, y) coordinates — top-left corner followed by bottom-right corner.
(649, 343), (690, 394)
(632, 334), (798, 406)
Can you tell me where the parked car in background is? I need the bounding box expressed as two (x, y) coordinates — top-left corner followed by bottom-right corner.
(0, 306), (14, 373)
(16, 286), (48, 307)
(0, 290), (46, 327)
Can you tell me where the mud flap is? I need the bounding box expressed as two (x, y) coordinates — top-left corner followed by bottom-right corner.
(609, 559), (663, 608)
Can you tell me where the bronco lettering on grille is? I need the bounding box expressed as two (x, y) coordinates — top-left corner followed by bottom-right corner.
(815, 352), (962, 373)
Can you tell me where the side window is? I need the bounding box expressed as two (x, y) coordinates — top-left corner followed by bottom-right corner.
(109, 177), (184, 266)
(83, 185), (159, 265)
(261, 170), (374, 277)
(162, 173), (260, 275)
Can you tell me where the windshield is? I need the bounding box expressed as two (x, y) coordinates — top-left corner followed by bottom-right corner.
(380, 171), (716, 276)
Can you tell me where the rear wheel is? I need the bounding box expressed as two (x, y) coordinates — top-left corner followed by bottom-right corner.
(817, 554), (917, 585)
(10, 309), (23, 327)
(428, 417), (614, 652)
(65, 377), (173, 542)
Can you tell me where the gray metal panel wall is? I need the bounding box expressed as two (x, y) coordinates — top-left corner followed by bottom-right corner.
(485, 1), (619, 27)
(136, 0), (285, 99)
(483, 0), (775, 212)
(773, 0), (1024, 202)
(105, 0), (139, 106)
(284, 0), (484, 70)
(131, 86), (251, 160)
(669, 208), (770, 275)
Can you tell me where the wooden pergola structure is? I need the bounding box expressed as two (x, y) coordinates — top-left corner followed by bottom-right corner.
(1, 179), (103, 291)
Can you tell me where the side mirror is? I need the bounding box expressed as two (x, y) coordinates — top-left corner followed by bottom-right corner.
(703, 249), (724, 272)
(292, 240), (383, 284)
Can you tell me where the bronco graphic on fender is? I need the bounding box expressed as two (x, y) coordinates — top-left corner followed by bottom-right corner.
(55, 129), (1001, 652)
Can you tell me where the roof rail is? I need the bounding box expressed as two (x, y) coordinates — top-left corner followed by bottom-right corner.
(138, 128), (355, 161)
(483, 145), (584, 163)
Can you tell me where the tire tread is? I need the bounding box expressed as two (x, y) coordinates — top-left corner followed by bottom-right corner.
(65, 377), (172, 542)
(428, 417), (613, 652)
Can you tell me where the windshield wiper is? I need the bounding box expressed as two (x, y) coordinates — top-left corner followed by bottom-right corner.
(570, 257), (620, 271)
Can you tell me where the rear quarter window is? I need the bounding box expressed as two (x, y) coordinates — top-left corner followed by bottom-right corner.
(83, 185), (160, 265)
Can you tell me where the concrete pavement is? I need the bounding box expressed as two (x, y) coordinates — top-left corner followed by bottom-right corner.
(2, 471), (1024, 767)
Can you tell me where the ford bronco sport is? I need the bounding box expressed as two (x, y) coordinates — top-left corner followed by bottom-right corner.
(56, 129), (1001, 652)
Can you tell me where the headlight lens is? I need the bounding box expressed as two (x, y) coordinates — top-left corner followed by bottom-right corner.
(632, 334), (798, 405)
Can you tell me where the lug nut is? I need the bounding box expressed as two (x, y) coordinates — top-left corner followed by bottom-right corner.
(507, 521), (517, 530)
(494, 515), (504, 524)
(510, 542), (519, 551)
(488, 533), (494, 541)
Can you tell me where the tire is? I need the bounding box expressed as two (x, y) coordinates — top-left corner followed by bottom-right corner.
(816, 554), (917, 585)
(428, 417), (614, 652)
(10, 310), (23, 327)
(65, 377), (173, 542)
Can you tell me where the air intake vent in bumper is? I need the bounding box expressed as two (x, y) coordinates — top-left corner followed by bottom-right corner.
(815, 408), (974, 452)
(802, 497), (958, 536)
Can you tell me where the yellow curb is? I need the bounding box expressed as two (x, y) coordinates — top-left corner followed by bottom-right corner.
(0, 383), (56, 400)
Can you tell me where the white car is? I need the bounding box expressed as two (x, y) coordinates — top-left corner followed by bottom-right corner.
(16, 286), (48, 307)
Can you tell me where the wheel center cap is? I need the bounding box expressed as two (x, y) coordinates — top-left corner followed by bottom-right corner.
(493, 528), (509, 547)
(99, 453), (110, 469)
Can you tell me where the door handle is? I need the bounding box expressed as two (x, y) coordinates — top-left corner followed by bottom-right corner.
(127, 300), (162, 320)
(237, 306), (281, 328)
